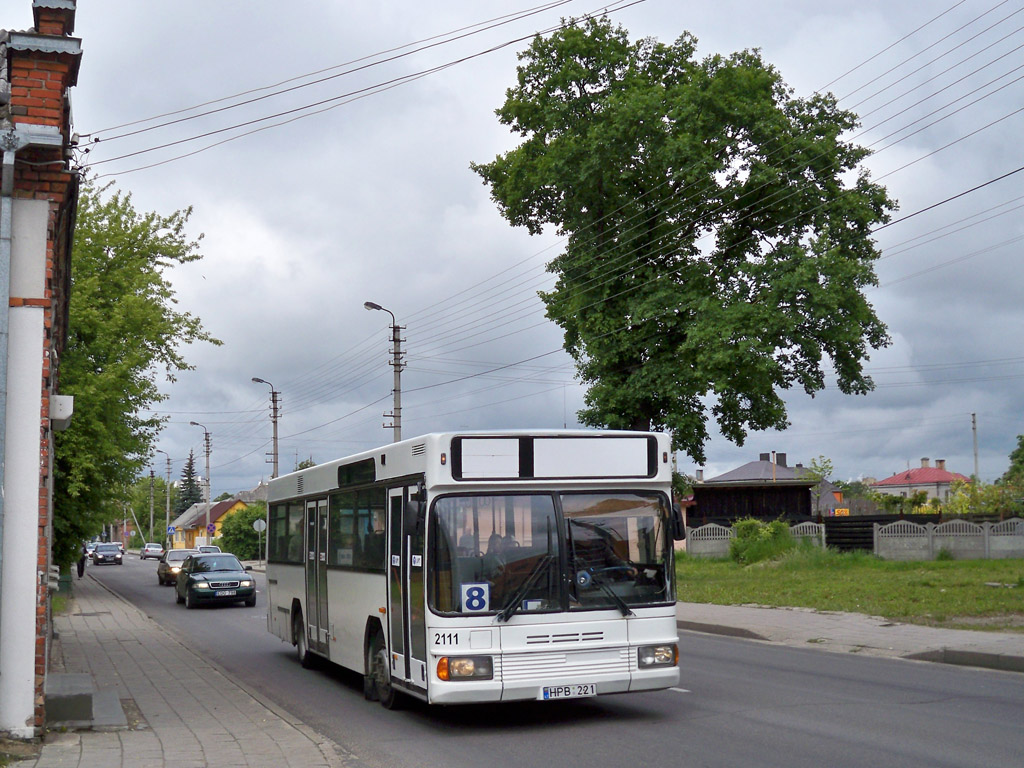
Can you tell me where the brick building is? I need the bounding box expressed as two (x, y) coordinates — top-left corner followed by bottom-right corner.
(0, 0), (80, 738)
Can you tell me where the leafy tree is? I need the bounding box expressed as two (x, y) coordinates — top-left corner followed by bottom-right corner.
(218, 502), (268, 560)
(472, 18), (894, 462)
(175, 450), (203, 514)
(800, 455), (834, 515)
(295, 456), (316, 471)
(997, 435), (1024, 516)
(52, 181), (220, 566)
(214, 491), (234, 502)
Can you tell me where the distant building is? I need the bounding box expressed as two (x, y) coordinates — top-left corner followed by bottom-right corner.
(690, 452), (827, 523)
(871, 458), (970, 502)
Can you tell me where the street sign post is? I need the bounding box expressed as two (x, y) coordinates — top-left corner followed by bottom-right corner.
(253, 518), (267, 566)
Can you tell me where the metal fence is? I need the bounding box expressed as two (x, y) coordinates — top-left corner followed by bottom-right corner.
(874, 518), (1024, 561)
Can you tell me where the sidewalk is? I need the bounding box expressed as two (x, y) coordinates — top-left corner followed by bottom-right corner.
(31, 573), (351, 768)
(677, 601), (1024, 673)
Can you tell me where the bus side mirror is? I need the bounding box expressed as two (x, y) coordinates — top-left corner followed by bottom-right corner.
(671, 504), (686, 541)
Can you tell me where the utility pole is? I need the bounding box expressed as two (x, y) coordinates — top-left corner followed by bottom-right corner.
(252, 377), (280, 478)
(972, 412), (979, 480)
(156, 449), (171, 549)
(363, 301), (405, 442)
(190, 422), (212, 544)
(148, 469), (155, 542)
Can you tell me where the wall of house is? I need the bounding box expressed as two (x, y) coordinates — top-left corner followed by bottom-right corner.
(0, 2), (79, 736)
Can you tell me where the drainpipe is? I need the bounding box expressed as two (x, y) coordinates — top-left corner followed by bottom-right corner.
(0, 136), (17, 648)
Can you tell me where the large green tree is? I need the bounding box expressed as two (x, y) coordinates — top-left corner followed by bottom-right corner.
(217, 502), (268, 561)
(53, 181), (220, 566)
(472, 18), (895, 462)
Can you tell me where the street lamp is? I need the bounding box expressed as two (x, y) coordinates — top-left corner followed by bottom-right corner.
(251, 377), (280, 478)
(155, 448), (171, 549)
(364, 301), (404, 442)
(189, 421), (212, 545)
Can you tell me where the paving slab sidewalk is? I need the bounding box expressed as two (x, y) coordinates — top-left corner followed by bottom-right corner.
(677, 601), (1024, 673)
(32, 574), (352, 768)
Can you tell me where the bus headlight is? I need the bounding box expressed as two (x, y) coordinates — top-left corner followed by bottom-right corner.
(637, 644), (677, 668)
(437, 656), (493, 681)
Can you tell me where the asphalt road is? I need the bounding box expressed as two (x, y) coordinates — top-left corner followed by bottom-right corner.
(91, 555), (1024, 768)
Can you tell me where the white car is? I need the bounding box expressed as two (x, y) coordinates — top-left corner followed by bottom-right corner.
(140, 543), (165, 560)
(197, 545), (221, 554)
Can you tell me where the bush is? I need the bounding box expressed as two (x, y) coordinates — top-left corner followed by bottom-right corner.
(729, 518), (796, 565)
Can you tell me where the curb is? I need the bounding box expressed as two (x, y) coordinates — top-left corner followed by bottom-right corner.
(677, 620), (767, 642)
(903, 648), (1024, 674)
(677, 617), (1024, 675)
(85, 576), (360, 767)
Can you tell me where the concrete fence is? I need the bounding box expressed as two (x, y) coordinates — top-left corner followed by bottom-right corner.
(685, 523), (733, 558)
(684, 521), (826, 558)
(874, 518), (1024, 561)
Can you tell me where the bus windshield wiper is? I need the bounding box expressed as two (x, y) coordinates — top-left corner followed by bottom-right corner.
(496, 554), (555, 623)
(591, 572), (634, 617)
(572, 556), (634, 617)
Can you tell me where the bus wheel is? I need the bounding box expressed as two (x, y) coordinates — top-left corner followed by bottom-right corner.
(369, 633), (399, 709)
(363, 635), (380, 701)
(293, 610), (315, 669)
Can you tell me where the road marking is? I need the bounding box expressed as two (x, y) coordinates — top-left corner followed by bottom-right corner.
(670, 687), (691, 694)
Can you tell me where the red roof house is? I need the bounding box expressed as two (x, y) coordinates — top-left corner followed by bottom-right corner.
(872, 458), (970, 501)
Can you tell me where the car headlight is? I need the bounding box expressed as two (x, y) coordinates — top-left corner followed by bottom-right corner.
(171, 566), (181, 573)
(115, 554), (122, 559)
(239, 580), (253, 587)
(437, 656), (493, 681)
(193, 581), (210, 589)
(637, 644), (677, 668)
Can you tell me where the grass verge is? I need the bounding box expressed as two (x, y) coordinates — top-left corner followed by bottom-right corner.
(676, 547), (1024, 631)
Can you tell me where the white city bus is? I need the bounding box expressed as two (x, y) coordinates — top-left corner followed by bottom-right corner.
(265, 430), (684, 708)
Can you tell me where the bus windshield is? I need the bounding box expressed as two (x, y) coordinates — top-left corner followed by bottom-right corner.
(429, 491), (672, 617)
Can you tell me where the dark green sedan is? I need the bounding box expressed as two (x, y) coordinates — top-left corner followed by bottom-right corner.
(174, 553), (256, 609)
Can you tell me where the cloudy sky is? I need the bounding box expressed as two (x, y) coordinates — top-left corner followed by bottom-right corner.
(35, 0), (1024, 494)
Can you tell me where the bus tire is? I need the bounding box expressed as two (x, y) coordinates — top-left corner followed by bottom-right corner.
(369, 631), (400, 710)
(363, 634), (380, 701)
(293, 610), (315, 669)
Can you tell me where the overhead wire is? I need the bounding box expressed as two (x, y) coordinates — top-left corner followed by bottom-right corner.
(138, 1), (1024, 467)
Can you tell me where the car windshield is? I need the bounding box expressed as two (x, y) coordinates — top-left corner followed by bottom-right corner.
(95, 544), (119, 553)
(192, 556), (243, 573)
(166, 551), (191, 562)
(429, 491), (672, 617)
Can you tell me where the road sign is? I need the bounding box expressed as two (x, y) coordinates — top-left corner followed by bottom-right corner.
(167, 525), (175, 535)
(207, 523), (216, 534)
(252, 518), (267, 532)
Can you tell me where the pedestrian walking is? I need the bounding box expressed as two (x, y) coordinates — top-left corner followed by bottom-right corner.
(77, 543), (87, 578)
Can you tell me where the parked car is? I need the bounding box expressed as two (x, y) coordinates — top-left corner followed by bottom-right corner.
(140, 543), (165, 560)
(157, 549), (196, 586)
(175, 553), (256, 608)
(92, 542), (123, 566)
(196, 545), (221, 554)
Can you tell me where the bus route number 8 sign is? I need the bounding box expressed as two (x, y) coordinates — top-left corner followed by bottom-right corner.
(461, 583), (490, 613)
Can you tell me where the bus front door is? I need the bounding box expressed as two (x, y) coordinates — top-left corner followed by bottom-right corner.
(387, 486), (427, 694)
(305, 498), (330, 656)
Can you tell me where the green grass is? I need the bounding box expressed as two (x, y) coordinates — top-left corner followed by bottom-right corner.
(676, 548), (1024, 632)
(52, 592), (69, 616)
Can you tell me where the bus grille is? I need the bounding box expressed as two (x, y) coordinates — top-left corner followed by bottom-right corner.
(525, 631), (604, 645)
(500, 647), (630, 681)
